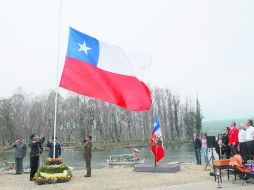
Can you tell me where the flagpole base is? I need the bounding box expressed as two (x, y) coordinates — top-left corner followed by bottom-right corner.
(134, 164), (180, 173)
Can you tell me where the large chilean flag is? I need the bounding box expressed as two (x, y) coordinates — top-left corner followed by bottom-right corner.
(60, 27), (152, 111)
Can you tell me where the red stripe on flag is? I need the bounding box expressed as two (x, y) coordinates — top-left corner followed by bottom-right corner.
(60, 57), (152, 111)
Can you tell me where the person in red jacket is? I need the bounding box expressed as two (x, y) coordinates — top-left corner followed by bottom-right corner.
(228, 121), (239, 156)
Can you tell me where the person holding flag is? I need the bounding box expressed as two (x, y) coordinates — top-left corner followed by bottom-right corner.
(149, 115), (164, 165)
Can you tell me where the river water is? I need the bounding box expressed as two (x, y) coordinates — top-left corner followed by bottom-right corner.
(1, 120), (229, 170)
(0, 143), (204, 170)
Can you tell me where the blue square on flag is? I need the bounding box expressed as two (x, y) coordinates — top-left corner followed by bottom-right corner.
(67, 27), (99, 67)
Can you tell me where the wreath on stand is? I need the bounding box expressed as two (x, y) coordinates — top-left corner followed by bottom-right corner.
(33, 158), (72, 185)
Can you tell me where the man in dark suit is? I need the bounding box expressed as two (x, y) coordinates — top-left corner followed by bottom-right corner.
(47, 137), (61, 158)
(29, 134), (45, 181)
(83, 135), (92, 177)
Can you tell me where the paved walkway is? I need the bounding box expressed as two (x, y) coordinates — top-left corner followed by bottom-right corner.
(151, 181), (254, 190)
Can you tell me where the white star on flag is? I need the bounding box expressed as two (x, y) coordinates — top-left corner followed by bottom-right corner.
(78, 41), (92, 55)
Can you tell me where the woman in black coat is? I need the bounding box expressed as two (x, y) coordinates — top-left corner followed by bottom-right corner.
(221, 127), (231, 159)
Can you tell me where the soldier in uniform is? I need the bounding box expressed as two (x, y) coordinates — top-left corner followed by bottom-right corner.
(83, 135), (92, 177)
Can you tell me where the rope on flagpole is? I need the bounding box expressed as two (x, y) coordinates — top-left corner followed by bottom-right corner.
(53, 0), (62, 159)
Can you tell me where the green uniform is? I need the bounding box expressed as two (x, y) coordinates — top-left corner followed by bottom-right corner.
(83, 141), (92, 176)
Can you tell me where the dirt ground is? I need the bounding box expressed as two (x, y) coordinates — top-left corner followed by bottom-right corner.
(0, 163), (251, 190)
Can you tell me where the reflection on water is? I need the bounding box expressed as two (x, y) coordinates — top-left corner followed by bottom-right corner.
(0, 144), (199, 170)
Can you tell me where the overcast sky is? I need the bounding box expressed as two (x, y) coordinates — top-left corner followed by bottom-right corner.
(0, 0), (253, 121)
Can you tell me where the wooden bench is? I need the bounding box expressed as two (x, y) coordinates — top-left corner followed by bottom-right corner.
(212, 159), (230, 183)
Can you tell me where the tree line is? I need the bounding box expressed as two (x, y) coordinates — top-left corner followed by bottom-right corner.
(0, 87), (202, 146)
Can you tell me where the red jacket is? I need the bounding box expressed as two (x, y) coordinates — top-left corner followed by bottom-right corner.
(228, 127), (239, 145)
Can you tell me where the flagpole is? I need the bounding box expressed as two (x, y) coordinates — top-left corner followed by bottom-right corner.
(53, 0), (62, 159)
(154, 145), (157, 167)
(154, 107), (157, 167)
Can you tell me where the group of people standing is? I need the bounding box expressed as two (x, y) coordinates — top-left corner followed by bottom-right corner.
(215, 119), (254, 161)
(29, 135), (63, 180)
(193, 132), (209, 165)
(193, 119), (254, 165)
(1, 134), (93, 180)
(1, 134), (61, 180)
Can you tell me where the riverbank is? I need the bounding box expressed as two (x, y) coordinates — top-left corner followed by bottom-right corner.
(0, 163), (216, 190)
(0, 140), (192, 152)
(73, 140), (192, 151)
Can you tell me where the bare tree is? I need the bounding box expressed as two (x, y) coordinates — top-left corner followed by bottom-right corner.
(0, 87), (202, 146)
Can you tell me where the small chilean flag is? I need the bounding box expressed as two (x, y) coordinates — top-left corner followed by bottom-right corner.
(150, 115), (164, 163)
(60, 27), (152, 111)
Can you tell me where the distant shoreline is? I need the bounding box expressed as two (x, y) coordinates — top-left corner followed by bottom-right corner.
(202, 116), (254, 123)
(0, 140), (193, 152)
(68, 140), (193, 151)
